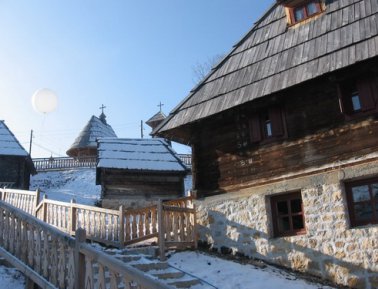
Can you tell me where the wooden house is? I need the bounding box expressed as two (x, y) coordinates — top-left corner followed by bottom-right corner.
(96, 138), (187, 209)
(66, 113), (117, 158)
(154, 0), (378, 288)
(0, 120), (36, 189)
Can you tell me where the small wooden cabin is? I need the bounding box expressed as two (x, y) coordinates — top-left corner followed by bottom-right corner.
(96, 138), (187, 209)
(154, 0), (378, 288)
(66, 113), (117, 158)
(0, 120), (36, 189)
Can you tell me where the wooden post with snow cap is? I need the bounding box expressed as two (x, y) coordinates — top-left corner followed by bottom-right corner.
(157, 199), (166, 261)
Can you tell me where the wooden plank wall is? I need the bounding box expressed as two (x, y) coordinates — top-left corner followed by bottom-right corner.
(102, 170), (184, 200)
(0, 156), (30, 189)
(193, 75), (378, 194)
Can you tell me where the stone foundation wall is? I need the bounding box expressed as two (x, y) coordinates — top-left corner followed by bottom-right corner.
(196, 160), (378, 289)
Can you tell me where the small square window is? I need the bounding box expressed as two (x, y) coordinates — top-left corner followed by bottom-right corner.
(345, 178), (378, 227)
(271, 192), (306, 237)
(249, 106), (286, 143)
(288, 1), (322, 25)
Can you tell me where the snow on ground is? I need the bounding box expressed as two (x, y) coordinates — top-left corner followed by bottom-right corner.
(0, 265), (25, 289)
(30, 168), (101, 205)
(168, 251), (336, 289)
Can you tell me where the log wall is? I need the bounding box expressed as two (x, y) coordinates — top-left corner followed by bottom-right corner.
(100, 169), (185, 209)
(0, 156), (30, 189)
(193, 76), (378, 195)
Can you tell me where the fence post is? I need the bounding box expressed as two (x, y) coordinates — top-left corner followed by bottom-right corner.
(70, 199), (77, 235)
(157, 200), (166, 261)
(34, 189), (40, 216)
(119, 205), (125, 249)
(74, 228), (86, 289)
(193, 204), (198, 249)
(42, 194), (48, 222)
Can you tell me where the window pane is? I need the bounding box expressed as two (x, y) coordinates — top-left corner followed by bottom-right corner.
(352, 185), (370, 202)
(278, 217), (290, 232)
(291, 199), (302, 213)
(307, 2), (319, 15)
(354, 203), (373, 221)
(351, 94), (362, 111)
(292, 215), (304, 230)
(266, 121), (273, 137)
(277, 201), (288, 215)
(294, 8), (305, 22)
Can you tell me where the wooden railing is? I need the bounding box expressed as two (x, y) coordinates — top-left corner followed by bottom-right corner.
(0, 188), (40, 215)
(178, 154), (192, 168)
(0, 182), (15, 188)
(33, 156), (97, 171)
(0, 188), (197, 254)
(0, 200), (174, 289)
(33, 154), (191, 172)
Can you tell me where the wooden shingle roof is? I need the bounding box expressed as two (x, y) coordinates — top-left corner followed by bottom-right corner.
(0, 120), (29, 156)
(66, 115), (117, 156)
(97, 138), (187, 172)
(155, 0), (378, 135)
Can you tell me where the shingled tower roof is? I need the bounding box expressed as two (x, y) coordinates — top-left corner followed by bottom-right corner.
(154, 0), (378, 138)
(66, 115), (117, 157)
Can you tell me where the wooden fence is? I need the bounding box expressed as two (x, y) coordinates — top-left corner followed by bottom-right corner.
(33, 154), (192, 172)
(0, 200), (175, 289)
(0, 188), (197, 256)
(33, 156), (97, 171)
(0, 188), (40, 215)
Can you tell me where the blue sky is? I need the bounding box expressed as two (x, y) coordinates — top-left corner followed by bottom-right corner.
(0, 1), (273, 157)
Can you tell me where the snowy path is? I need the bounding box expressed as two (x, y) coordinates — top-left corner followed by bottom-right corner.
(168, 252), (336, 289)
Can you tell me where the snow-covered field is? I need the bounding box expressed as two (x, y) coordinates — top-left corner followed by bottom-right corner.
(30, 168), (101, 205)
(1, 169), (335, 289)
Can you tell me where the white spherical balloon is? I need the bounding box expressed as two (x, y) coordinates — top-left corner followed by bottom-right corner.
(32, 88), (58, 114)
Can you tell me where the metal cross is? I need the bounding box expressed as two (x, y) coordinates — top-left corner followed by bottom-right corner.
(99, 104), (106, 114)
(158, 102), (164, 112)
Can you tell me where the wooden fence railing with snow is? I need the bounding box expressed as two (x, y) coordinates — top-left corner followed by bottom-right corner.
(33, 154), (192, 172)
(0, 200), (175, 289)
(0, 188), (197, 255)
(33, 156), (97, 171)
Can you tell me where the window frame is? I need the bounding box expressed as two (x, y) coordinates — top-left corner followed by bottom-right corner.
(270, 191), (306, 238)
(249, 106), (287, 144)
(288, 0), (323, 25)
(338, 76), (378, 119)
(345, 177), (378, 227)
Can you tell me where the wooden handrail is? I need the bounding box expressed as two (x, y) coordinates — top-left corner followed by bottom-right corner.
(1, 188), (197, 253)
(0, 201), (174, 289)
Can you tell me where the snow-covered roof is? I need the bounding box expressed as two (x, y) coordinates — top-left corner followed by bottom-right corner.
(0, 121), (29, 156)
(97, 138), (187, 172)
(67, 115), (117, 156)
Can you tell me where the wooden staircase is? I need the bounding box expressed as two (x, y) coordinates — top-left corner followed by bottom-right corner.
(0, 188), (200, 289)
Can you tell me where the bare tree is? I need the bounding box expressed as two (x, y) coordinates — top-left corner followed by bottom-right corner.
(191, 54), (224, 84)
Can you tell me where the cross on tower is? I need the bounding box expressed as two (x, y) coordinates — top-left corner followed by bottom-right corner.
(99, 104), (106, 114)
(158, 102), (164, 112)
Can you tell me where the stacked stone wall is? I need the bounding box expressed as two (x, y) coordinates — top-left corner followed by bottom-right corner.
(196, 160), (378, 288)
